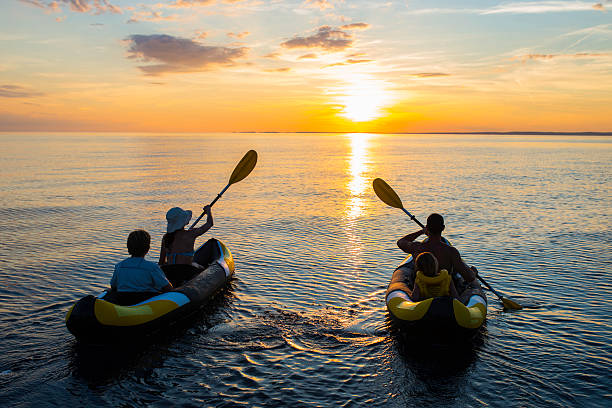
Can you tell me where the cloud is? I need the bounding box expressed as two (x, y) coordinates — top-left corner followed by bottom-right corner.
(304, 0), (334, 10)
(263, 52), (281, 59)
(340, 23), (371, 30)
(324, 58), (374, 67)
(281, 26), (353, 51)
(125, 34), (248, 75)
(483, 1), (606, 14)
(408, 1), (606, 15)
(264, 67), (291, 72)
(172, 0), (216, 6)
(172, 0), (248, 6)
(128, 11), (178, 23)
(20, 0), (122, 15)
(298, 53), (318, 59)
(227, 31), (250, 39)
(0, 84), (44, 98)
(515, 52), (609, 61)
(410, 72), (451, 77)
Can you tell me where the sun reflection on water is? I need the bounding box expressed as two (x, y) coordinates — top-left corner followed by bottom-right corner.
(345, 133), (376, 220)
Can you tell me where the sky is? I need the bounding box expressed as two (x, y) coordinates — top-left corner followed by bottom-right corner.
(1, 0), (611, 132)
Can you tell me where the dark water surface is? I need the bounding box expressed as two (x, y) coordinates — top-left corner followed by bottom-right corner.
(0, 133), (610, 407)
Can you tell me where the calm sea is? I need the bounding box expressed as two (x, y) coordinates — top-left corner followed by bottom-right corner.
(0, 133), (610, 407)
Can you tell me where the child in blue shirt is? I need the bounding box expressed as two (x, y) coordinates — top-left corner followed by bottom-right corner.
(110, 230), (172, 304)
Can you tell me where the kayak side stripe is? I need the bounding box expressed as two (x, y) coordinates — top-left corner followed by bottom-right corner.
(94, 293), (189, 326)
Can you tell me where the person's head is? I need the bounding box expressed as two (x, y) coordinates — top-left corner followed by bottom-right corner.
(426, 213), (445, 236)
(127, 229), (150, 257)
(166, 207), (192, 233)
(415, 252), (439, 277)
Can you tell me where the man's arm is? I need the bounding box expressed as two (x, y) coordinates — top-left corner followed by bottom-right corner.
(451, 248), (476, 283)
(397, 229), (426, 254)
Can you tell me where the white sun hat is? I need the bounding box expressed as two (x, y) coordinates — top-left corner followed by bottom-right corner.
(166, 207), (192, 233)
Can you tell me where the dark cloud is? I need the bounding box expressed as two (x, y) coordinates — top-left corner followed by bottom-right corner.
(281, 26), (353, 51)
(340, 23), (371, 30)
(20, 0), (122, 14)
(125, 34), (248, 75)
(0, 85), (44, 98)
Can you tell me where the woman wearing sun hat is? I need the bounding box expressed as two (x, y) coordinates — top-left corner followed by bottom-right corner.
(158, 205), (213, 266)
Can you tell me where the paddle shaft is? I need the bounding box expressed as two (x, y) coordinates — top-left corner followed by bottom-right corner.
(189, 183), (229, 229)
(402, 208), (425, 229)
(476, 275), (504, 298)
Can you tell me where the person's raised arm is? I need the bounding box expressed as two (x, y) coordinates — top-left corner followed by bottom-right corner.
(397, 228), (426, 254)
(191, 205), (213, 237)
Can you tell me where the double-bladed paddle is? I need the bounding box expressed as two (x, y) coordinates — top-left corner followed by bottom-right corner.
(189, 150), (258, 229)
(372, 177), (522, 310)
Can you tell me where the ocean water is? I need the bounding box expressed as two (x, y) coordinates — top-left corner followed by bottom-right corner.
(0, 132), (610, 407)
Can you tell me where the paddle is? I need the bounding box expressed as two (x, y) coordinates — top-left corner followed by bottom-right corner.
(372, 177), (522, 310)
(189, 150), (258, 229)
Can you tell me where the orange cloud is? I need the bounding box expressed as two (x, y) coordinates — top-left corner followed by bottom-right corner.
(340, 23), (371, 30)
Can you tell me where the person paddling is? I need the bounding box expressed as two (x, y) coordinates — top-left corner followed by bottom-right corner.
(159, 205), (213, 266)
(397, 213), (477, 287)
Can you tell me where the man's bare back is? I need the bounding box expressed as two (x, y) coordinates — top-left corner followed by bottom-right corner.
(397, 213), (476, 284)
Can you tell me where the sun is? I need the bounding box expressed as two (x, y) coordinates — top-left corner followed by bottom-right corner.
(330, 74), (394, 122)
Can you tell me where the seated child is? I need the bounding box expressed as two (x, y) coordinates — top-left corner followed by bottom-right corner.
(411, 252), (459, 301)
(109, 230), (173, 305)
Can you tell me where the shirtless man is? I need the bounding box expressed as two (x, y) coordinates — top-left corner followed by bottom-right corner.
(397, 213), (477, 285)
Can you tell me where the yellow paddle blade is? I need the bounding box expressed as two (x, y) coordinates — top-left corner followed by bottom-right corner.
(373, 178), (404, 209)
(502, 297), (523, 310)
(229, 150), (258, 185)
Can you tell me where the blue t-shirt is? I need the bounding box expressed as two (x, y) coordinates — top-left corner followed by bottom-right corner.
(111, 257), (170, 293)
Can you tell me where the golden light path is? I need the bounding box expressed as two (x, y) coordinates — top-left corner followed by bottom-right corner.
(346, 132), (374, 220)
(340, 133), (377, 289)
(329, 74), (394, 122)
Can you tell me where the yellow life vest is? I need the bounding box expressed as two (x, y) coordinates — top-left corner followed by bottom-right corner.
(415, 269), (451, 299)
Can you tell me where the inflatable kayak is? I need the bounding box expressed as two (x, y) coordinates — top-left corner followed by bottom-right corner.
(386, 254), (487, 339)
(66, 238), (234, 343)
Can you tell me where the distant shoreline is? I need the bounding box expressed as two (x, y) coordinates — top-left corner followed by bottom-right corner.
(1, 130), (611, 136)
(235, 131), (612, 136)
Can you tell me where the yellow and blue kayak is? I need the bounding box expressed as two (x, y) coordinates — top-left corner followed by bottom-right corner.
(66, 238), (234, 343)
(386, 254), (487, 338)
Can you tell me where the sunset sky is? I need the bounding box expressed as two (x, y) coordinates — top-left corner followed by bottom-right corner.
(1, 0), (611, 132)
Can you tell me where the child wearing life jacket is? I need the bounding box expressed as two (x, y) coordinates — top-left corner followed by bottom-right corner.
(411, 252), (459, 301)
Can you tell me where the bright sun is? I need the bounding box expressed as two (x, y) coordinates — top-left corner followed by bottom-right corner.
(331, 74), (393, 122)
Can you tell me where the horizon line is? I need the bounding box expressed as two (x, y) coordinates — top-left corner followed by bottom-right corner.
(1, 130), (611, 136)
